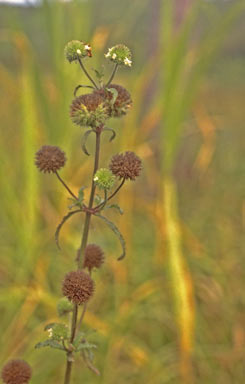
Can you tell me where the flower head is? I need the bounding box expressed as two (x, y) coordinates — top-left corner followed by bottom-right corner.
(105, 44), (132, 67)
(35, 145), (66, 173)
(70, 93), (108, 127)
(95, 84), (132, 118)
(62, 270), (94, 305)
(46, 323), (68, 341)
(1, 360), (32, 384)
(64, 40), (92, 62)
(84, 244), (104, 272)
(109, 151), (142, 180)
(57, 297), (73, 317)
(94, 168), (115, 190)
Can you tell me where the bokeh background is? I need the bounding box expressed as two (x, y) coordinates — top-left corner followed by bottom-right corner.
(0, 0), (245, 383)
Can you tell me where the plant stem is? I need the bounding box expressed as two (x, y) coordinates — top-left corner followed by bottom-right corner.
(63, 129), (101, 384)
(94, 178), (125, 210)
(55, 171), (78, 201)
(106, 63), (118, 86)
(77, 57), (98, 89)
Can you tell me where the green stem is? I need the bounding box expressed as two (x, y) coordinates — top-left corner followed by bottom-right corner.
(63, 129), (101, 384)
(94, 178), (125, 210)
(77, 57), (99, 89)
(106, 63), (118, 86)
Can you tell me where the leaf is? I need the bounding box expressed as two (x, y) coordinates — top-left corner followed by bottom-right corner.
(93, 67), (105, 81)
(106, 87), (118, 105)
(34, 340), (65, 351)
(106, 204), (124, 215)
(76, 342), (97, 352)
(95, 214), (126, 260)
(81, 129), (94, 156)
(103, 127), (116, 142)
(74, 84), (94, 97)
(94, 194), (103, 205)
(55, 209), (82, 250)
(78, 186), (86, 202)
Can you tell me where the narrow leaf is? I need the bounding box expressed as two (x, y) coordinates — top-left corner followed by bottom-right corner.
(81, 130), (94, 156)
(95, 214), (126, 260)
(76, 342), (97, 352)
(34, 339), (65, 351)
(107, 87), (118, 105)
(55, 209), (82, 249)
(106, 204), (124, 215)
(103, 127), (116, 142)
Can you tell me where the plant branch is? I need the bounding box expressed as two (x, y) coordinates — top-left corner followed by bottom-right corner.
(77, 57), (98, 89)
(64, 304), (78, 384)
(55, 171), (78, 201)
(106, 63), (118, 86)
(95, 178), (125, 210)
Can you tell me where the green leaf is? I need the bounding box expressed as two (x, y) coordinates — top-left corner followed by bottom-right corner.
(106, 204), (124, 215)
(76, 342), (97, 352)
(81, 129), (94, 156)
(107, 87), (118, 105)
(78, 186), (86, 202)
(93, 67), (105, 81)
(94, 194), (103, 205)
(34, 339), (65, 351)
(55, 209), (82, 249)
(95, 214), (126, 260)
(103, 127), (116, 142)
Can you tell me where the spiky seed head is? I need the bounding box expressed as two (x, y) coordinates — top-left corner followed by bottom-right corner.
(109, 151), (142, 180)
(105, 44), (132, 67)
(1, 360), (32, 384)
(70, 93), (108, 127)
(57, 297), (73, 317)
(64, 40), (92, 63)
(95, 84), (132, 118)
(94, 168), (115, 190)
(35, 145), (66, 173)
(62, 270), (94, 305)
(84, 244), (104, 272)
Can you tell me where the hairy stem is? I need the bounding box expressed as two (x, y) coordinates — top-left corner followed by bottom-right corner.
(55, 171), (78, 201)
(63, 130), (101, 384)
(77, 57), (98, 89)
(95, 178), (125, 210)
(106, 63), (118, 86)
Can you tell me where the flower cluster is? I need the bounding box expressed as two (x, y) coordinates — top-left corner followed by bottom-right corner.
(70, 93), (108, 127)
(62, 270), (94, 305)
(96, 84), (132, 118)
(64, 40), (92, 63)
(109, 151), (142, 180)
(105, 44), (132, 67)
(35, 145), (66, 173)
(84, 244), (104, 272)
(1, 360), (32, 384)
(94, 168), (115, 190)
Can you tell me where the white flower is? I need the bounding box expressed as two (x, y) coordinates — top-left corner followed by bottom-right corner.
(105, 52), (110, 58)
(85, 44), (90, 50)
(48, 329), (53, 338)
(76, 49), (82, 55)
(94, 176), (99, 181)
(124, 57), (132, 67)
(112, 53), (117, 60)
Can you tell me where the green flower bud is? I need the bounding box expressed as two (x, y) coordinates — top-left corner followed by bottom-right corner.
(94, 168), (115, 190)
(57, 297), (73, 317)
(46, 323), (68, 341)
(64, 40), (92, 63)
(105, 44), (132, 67)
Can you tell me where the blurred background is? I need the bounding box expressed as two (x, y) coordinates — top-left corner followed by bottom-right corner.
(0, 0), (245, 383)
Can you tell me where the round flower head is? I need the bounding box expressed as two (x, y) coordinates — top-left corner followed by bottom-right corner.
(94, 168), (115, 190)
(70, 93), (108, 127)
(1, 359), (32, 384)
(46, 323), (68, 341)
(62, 270), (94, 305)
(105, 44), (132, 67)
(84, 244), (104, 272)
(64, 40), (92, 63)
(35, 145), (66, 173)
(96, 84), (132, 118)
(109, 151), (142, 180)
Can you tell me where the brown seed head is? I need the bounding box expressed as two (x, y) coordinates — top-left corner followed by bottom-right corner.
(83, 244), (104, 272)
(1, 360), (32, 384)
(35, 145), (66, 173)
(96, 84), (132, 118)
(109, 151), (142, 180)
(70, 93), (108, 127)
(62, 270), (94, 305)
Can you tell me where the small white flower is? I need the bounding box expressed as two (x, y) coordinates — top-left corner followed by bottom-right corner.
(124, 57), (132, 67)
(76, 49), (82, 55)
(85, 44), (90, 50)
(48, 329), (53, 338)
(94, 176), (99, 181)
(105, 52), (110, 58)
(112, 53), (117, 60)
